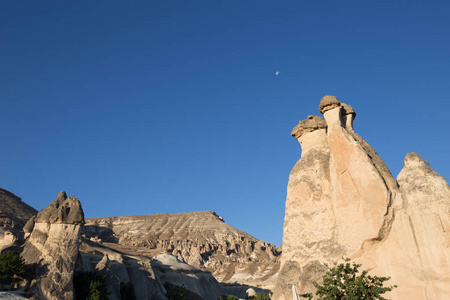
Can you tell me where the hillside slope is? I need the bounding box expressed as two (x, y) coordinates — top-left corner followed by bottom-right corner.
(0, 188), (37, 229)
(84, 211), (280, 288)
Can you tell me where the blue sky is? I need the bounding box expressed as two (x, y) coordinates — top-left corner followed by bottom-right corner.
(1, 1), (449, 246)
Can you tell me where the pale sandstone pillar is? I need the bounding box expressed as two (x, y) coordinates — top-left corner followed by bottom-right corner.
(274, 115), (335, 300)
(275, 96), (450, 300)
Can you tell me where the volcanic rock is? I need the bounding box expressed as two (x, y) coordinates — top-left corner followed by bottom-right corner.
(291, 116), (327, 139)
(318, 95), (340, 114)
(22, 191), (85, 300)
(83, 211), (280, 290)
(0, 188), (37, 229)
(274, 96), (450, 300)
(0, 188), (37, 251)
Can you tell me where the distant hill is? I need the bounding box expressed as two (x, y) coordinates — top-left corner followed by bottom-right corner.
(0, 188), (37, 229)
(84, 211), (280, 288)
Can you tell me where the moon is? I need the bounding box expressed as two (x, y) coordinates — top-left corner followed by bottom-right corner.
(275, 71), (280, 76)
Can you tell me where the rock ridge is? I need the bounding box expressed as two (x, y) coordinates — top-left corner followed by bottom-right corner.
(0, 188), (37, 229)
(83, 210), (281, 288)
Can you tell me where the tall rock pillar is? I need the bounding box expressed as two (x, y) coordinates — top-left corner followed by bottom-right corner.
(273, 96), (399, 299)
(273, 115), (336, 299)
(274, 95), (450, 300)
(22, 191), (85, 300)
(321, 96), (395, 252)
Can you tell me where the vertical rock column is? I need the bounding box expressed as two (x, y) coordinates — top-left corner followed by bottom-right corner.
(22, 191), (85, 300)
(274, 96), (400, 300)
(320, 96), (392, 252)
(394, 153), (450, 299)
(274, 115), (336, 300)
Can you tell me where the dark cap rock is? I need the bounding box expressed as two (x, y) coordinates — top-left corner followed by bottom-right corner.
(318, 95), (340, 114)
(291, 115), (327, 138)
(35, 191), (85, 225)
(341, 102), (356, 116)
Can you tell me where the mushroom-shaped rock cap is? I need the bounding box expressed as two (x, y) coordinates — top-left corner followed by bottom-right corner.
(341, 102), (356, 116)
(35, 191), (85, 225)
(291, 115), (327, 138)
(318, 95), (340, 114)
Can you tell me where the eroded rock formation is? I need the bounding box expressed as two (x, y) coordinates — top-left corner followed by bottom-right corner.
(0, 188), (37, 229)
(83, 211), (280, 290)
(274, 96), (450, 300)
(1, 187), (278, 299)
(22, 191), (85, 300)
(0, 188), (37, 251)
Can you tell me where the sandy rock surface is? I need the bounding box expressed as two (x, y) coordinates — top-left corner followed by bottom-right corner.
(274, 96), (450, 300)
(22, 191), (85, 300)
(84, 211), (280, 288)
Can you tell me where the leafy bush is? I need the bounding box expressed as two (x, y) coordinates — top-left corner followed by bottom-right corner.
(74, 271), (109, 300)
(247, 292), (272, 300)
(220, 291), (272, 300)
(300, 258), (397, 300)
(0, 250), (26, 289)
(120, 281), (137, 300)
(219, 296), (237, 300)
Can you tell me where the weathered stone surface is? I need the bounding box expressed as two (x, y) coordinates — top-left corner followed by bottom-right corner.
(34, 191), (84, 225)
(274, 96), (450, 300)
(0, 188), (37, 251)
(340, 102), (356, 131)
(340, 102), (355, 115)
(22, 191), (85, 300)
(0, 228), (19, 251)
(0, 188), (37, 229)
(0, 291), (28, 299)
(83, 211), (280, 292)
(393, 153), (450, 298)
(318, 95), (340, 114)
(291, 116), (327, 139)
(78, 240), (167, 300)
(152, 254), (224, 300)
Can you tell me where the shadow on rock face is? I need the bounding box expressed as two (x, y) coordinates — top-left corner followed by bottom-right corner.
(82, 225), (119, 243)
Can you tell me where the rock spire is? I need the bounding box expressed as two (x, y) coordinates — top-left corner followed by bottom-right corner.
(22, 191), (85, 300)
(273, 96), (450, 300)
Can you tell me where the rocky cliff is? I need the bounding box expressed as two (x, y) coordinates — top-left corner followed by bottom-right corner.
(83, 211), (280, 289)
(0, 188), (37, 229)
(274, 96), (450, 300)
(22, 191), (85, 300)
(0, 188), (37, 251)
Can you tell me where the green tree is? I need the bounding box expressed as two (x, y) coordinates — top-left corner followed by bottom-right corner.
(74, 272), (109, 300)
(87, 279), (109, 300)
(300, 258), (397, 300)
(0, 250), (26, 290)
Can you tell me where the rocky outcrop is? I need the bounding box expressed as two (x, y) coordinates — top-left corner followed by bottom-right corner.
(78, 240), (167, 300)
(22, 191), (84, 300)
(0, 188), (37, 229)
(274, 96), (450, 300)
(0, 188), (37, 251)
(83, 211), (280, 290)
(152, 254), (224, 299)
